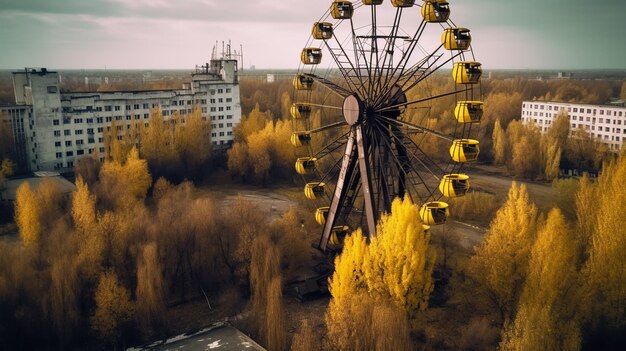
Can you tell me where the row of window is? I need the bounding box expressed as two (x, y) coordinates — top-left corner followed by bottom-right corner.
(211, 123), (233, 129)
(523, 104), (624, 117)
(211, 131), (233, 138)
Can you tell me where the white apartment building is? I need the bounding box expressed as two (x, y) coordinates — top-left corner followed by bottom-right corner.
(4, 58), (241, 172)
(521, 101), (626, 151)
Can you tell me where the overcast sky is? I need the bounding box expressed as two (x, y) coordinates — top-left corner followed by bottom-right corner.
(0, 0), (624, 70)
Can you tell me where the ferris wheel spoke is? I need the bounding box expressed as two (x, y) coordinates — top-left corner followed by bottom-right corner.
(375, 21), (427, 105)
(304, 73), (353, 98)
(309, 120), (349, 134)
(371, 122), (435, 203)
(323, 38), (366, 96)
(373, 7), (404, 99)
(402, 47), (463, 92)
(376, 115), (453, 142)
(312, 130), (351, 160)
(377, 87), (472, 112)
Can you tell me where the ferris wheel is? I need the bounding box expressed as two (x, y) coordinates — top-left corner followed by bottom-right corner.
(291, 0), (483, 252)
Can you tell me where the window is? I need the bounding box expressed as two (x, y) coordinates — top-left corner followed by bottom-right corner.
(226, 88), (231, 93)
(172, 101), (178, 106)
(67, 161), (73, 168)
(227, 131), (233, 136)
(97, 117), (104, 123)
(47, 86), (58, 93)
(87, 118), (93, 123)
(226, 98), (232, 102)
(219, 132), (224, 136)
(76, 140), (84, 145)
(143, 113), (149, 119)
(53, 119), (59, 126)
(55, 141), (61, 147)
(143, 103), (149, 109)
(97, 127), (104, 133)
(134, 104), (140, 109)
(116, 116), (122, 121)
(105, 106), (112, 112)
(210, 107), (216, 112)
(115, 106), (121, 111)
(226, 106), (231, 111)
(75, 129), (83, 135)
(64, 129), (71, 136)
(227, 115), (233, 119)
(77, 150), (84, 156)
(218, 107), (224, 111)
(218, 98), (223, 103)
(210, 99), (216, 104)
(56, 152), (62, 159)
(54, 130), (61, 137)
(74, 118), (83, 124)
(66, 151), (73, 157)
(126, 105), (131, 111)
(106, 117), (112, 122)
(88, 138), (95, 144)
(211, 132), (216, 137)
(218, 89), (224, 94)
(187, 100), (192, 105)
(65, 141), (72, 147)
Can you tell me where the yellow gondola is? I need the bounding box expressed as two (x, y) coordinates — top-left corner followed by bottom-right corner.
(291, 131), (311, 147)
(295, 157), (317, 175)
(442, 28), (471, 50)
(362, 0), (383, 5)
(316, 206), (330, 225)
(454, 101), (483, 123)
(452, 61), (482, 84)
(331, 1), (354, 19)
(439, 174), (470, 197)
(329, 226), (350, 246)
(291, 103), (312, 119)
(304, 182), (326, 200)
(293, 74), (314, 90)
(420, 202), (449, 225)
(392, 0), (416, 7)
(421, 0), (450, 23)
(312, 22), (333, 40)
(301, 48), (322, 65)
(450, 139), (480, 162)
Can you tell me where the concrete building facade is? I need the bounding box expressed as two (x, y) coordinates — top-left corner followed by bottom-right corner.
(521, 101), (626, 151)
(3, 58), (241, 172)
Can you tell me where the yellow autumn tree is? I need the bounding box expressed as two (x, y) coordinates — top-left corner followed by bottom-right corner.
(91, 271), (135, 346)
(492, 119), (507, 166)
(574, 173), (597, 256)
(99, 147), (151, 208)
(72, 177), (105, 282)
(581, 155), (626, 333)
(544, 140), (561, 181)
(326, 197), (430, 350)
(364, 197), (435, 312)
(500, 208), (581, 351)
(15, 182), (42, 246)
(469, 182), (538, 322)
(135, 242), (166, 338)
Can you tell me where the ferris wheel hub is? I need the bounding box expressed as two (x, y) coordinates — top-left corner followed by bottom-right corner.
(342, 94), (364, 126)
